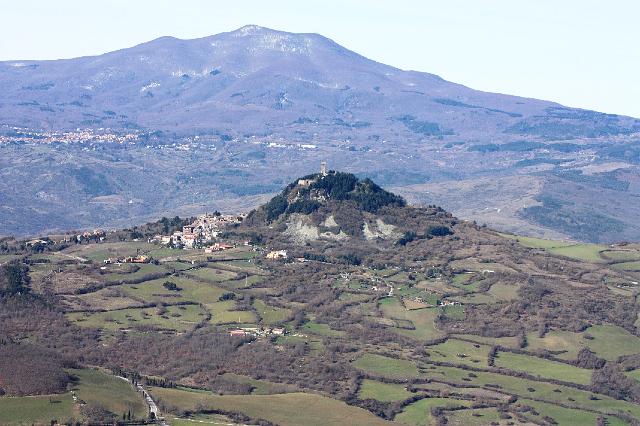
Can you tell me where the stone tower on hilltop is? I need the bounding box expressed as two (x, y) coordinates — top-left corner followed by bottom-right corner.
(320, 161), (328, 176)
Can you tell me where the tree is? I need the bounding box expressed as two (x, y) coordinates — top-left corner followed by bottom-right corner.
(396, 231), (416, 246)
(264, 194), (289, 221)
(591, 362), (640, 402)
(0, 262), (31, 297)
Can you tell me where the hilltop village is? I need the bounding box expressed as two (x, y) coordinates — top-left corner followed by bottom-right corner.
(153, 212), (246, 250)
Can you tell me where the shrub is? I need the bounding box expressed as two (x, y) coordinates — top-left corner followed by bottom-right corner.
(162, 281), (181, 292)
(219, 292), (236, 301)
(426, 225), (453, 237)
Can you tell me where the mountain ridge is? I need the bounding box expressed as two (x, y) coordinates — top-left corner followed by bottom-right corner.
(6, 25), (632, 133)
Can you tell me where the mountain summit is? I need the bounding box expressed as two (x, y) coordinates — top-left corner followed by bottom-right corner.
(245, 169), (456, 247)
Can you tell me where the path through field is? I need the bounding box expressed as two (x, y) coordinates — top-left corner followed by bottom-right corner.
(116, 375), (167, 425)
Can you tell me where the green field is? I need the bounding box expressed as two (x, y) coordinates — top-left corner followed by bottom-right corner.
(0, 393), (75, 425)
(374, 268), (401, 278)
(148, 247), (185, 259)
(121, 276), (227, 304)
(275, 334), (324, 354)
(186, 267), (238, 282)
(379, 297), (442, 340)
(582, 325), (640, 360)
(302, 321), (345, 337)
(0, 368), (147, 425)
(501, 234), (607, 263)
(70, 368), (147, 419)
(494, 351), (593, 385)
(169, 413), (240, 426)
(220, 373), (295, 395)
(205, 247), (258, 260)
(518, 399), (622, 426)
(207, 300), (257, 325)
(500, 234), (575, 249)
(353, 353), (419, 379)
(358, 379), (412, 402)
(601, 250), (640, 262)
(161, 261), (196, 271)
(457, 334), (519, 347)
(0, 254), (22, 264)
(451, 273), (482, 292)
(425, 366), (640, 418)
(253, 299), (292, 324)
(446, 407), (502, 425)
(627, 369), (640, 382)
(149, 388), (395, 426)
(613, 261), (640, 271)
(101, 263), (167, 283)
(425, 338), (489, 367)
(421, 364), (640, 420)
(224, 274), (265, 289)
(525, 330), (584, 359)
(395, 397), (472, 426)
(548, 244), (607, 263)
(440, 304), (465, 321)
(68, 304), (207, 331)
(524, 325), (640, 361)
(487, 282), (519, 301)
(65, 241), (155, 263)
(449, 293), (495, 305)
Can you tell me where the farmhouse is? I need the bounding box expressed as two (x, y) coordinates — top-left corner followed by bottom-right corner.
(266, 250), (288, 260)
(125, 255), (150, 264)
(205, 243), (234, 253)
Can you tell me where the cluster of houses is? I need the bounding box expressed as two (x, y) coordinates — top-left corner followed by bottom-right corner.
(103, 255), (150, 265)
(76, 229), (107, 243)
(228, 326), (286, 338)
(154, 213), (246, 249)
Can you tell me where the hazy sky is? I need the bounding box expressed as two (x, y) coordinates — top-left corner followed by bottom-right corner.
(2, 0), (638, 117)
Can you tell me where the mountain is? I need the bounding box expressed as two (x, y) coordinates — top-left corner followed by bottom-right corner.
(1, 25), (639, 242)
(2, 25), (637, 135)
